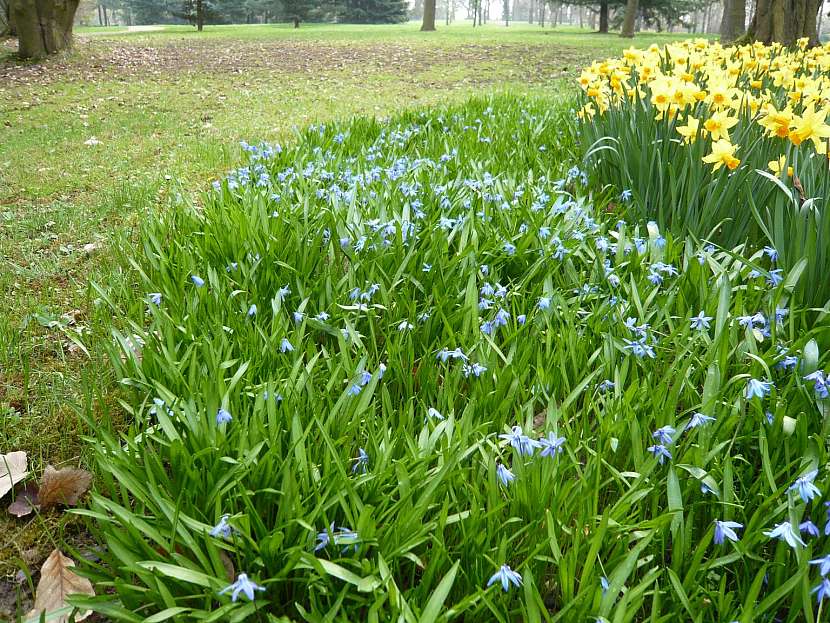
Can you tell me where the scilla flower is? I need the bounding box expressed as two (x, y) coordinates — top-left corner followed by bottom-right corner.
(788, 470), (821, 503)
(764, 521), (806, 548)
(487, 564), (522, 592)
(219, 574), (265, 602)
(713, 520), (742, 544)
(216, 408), (232, 425)
(496, 463), (515, 486)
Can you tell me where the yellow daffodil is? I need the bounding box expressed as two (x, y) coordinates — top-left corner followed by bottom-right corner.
(788, 103), (830, 154)
(768, 155), (794, 177)
(703, 110), (739, 142)
(702, 140), (741, 171)
(676, 116), (700, 143)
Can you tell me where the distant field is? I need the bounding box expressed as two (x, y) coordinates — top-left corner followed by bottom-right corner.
(0, 21), (701, 608)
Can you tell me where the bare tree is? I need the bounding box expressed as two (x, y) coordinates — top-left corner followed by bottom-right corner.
(11, 0), (80, 58)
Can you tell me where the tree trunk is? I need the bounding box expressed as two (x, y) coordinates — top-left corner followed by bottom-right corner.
(503, 0), (509, 24)
(539, 0), (545, 25)
(196, 0), (204, 31)
(745, 0), (820, 43)
(720, 0), (746, 41)
(421, 0), (436, 29)
(620, 0), (638, 35)
(11, 0), (79, 58)
(528, 0), (534, 23)
(598, 0), (609, 31)
(293, 15), (300, 27)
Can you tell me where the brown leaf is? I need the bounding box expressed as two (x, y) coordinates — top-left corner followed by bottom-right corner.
(8, 483), (39, 518)
(794, 175), (807, 204)
(0, 451), (29, 500)
(38, 466), (92, 510)
(219, 550), (235, 582)
(27, 549), (94, 623)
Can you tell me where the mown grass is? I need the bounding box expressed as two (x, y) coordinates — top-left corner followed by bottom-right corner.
(0, 22), (691, 609)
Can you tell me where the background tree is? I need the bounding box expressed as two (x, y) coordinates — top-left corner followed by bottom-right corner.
(719, 0), (745, 41)
(334, 0), (408, 23)
(421, 0), (435, 29)
(620, 0), (638, 34)
(743, 0), (821, 43)
(11, 0), (80, 58)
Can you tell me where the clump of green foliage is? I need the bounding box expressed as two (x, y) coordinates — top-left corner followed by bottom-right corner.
(77, 96), (830, 622)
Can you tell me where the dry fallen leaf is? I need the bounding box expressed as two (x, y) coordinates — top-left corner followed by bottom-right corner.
(27, 549), (94, 623)
(8, 483), (39, 518)
(37, 466), (92, 510)
(219, 550), (235, 581)
(0, 451), (29, 499)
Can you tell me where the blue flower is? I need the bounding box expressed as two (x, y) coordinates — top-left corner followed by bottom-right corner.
(293, 311), (305, 323)
(805, 371), (829, 399)
(397, 320), (414, 332)
(538, 297), (551, 311)
(191, 275), (205, 287)
(280, 338), (294, 353)
(689, 311), (712, 331)
(647, 444), (672, 464)
(763, 246), (778, 262)
(789, 470), (821, 503)
(216, 408), (232, 425)
(209, 514), (233, 539)
(813, 578), (830, 603)
(809, 554), (830, 576)
(766, 269), (784, 287)
(352, 448), (369, 474)
(539, 432), (566, 458)
(800, 520), (820, 537)
(517, 314), (527, 324)
(499, 426), (541, 456)
(600, 576), (610, 595)
(620, 189), (633, 202)
(598, 379), (615, 393)
(623, 338), (655, 359)
(247, 304), (257, 317)
(218, 574), (265, 602)
(462, 363), (487, 378)
(487, 564), (522, 592)
(764, 521), (806, 548)
(347, 383), (361, 396)
(745, 378), (773, 399)
(496, 463), (515, 486)
(427, 407), (444, 421)
(148, 293), (162, 306)
(687, 412), (715, 429)
(713, 520), (742, 544)
(652, 425), (675, 445)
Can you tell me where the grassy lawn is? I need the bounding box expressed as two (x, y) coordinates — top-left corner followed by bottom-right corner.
(0, 21), (700, 613)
